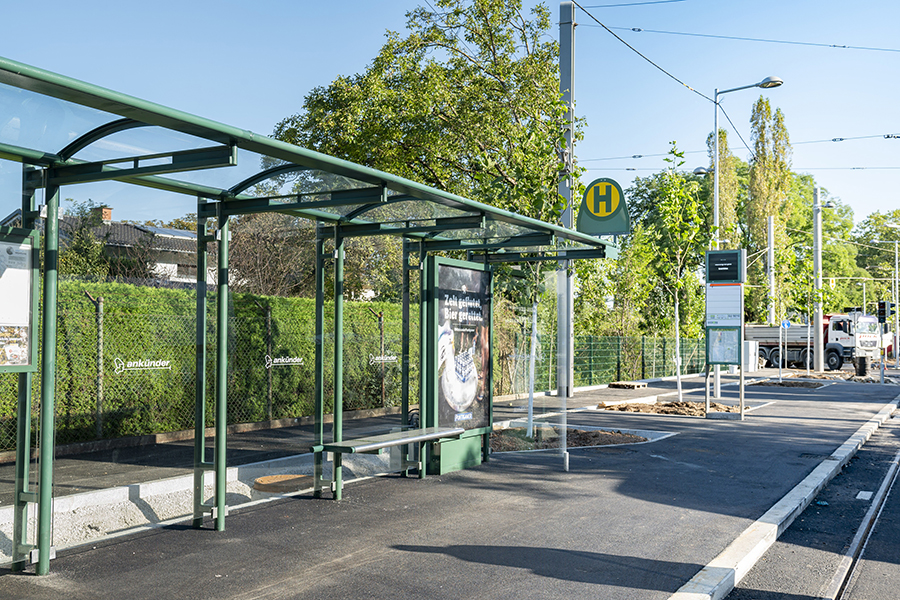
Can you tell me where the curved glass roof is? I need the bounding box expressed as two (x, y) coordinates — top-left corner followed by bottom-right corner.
(0, 55), (615, 260)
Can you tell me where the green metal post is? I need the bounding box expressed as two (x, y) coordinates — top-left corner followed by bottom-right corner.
(313, 227), (325, 498)
(401, 239), (411, 473)
(401, 239), (410, 423)
(419, 245), (430, 478)
(13, 169), (38, 570)
(616, 336), (622, 382)
(589, 336), (595, 386)
(13, 374), (33, 569)
(333, 229), (344, 499)
(661, 338), (666, 377)
(193, 205), (209, 528)
(214, 216), (229, 529)
(265, 304), (273, 421)
(641, 336), (646, 380)
(36, 182), (60, 575)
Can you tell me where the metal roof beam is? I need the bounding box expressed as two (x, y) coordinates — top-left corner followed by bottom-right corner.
(337, 215), (485, 238)
(481, 248), (608, 263)
(47, 145), (237, 185)
(0, 141), (61, 166)
(423, 233), (553, 252)
(57, 118), (148, 161)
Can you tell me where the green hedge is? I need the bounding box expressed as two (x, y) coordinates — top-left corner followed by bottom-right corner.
(0, 280), (420, 449)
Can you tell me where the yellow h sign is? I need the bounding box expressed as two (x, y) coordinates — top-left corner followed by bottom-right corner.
(577, 177), (629, 236)
(585, 181), (620, 218)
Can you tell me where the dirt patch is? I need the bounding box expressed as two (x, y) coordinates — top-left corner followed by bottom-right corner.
(757, 371), (899, 385)
(751, 380), (826, 389)
(490, 427), (647, 452)
(599, 401), (738, 416)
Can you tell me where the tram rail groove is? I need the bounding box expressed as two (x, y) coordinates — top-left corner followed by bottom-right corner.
(819, 424), (900, 600)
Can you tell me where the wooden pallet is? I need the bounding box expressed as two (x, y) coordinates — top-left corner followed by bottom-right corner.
(608, 381), (648, 390)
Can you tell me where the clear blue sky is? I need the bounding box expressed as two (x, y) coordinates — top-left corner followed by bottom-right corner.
(1, 0), (897, 227)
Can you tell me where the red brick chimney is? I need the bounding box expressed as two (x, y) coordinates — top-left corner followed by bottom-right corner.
(91, 206), (112, 223)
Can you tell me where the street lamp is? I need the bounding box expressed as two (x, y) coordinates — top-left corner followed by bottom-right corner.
(712, 76), (783, 250)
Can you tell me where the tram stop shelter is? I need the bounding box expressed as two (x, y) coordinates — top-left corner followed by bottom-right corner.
(0, 56), (615, 574)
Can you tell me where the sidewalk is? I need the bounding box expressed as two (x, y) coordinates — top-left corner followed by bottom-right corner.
(0, 368), (898, 600)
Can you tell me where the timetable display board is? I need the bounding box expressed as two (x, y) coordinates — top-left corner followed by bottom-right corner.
(0, 227), (40, 372)
(706, 249), (746, 284)
(705, 249), (745, 367)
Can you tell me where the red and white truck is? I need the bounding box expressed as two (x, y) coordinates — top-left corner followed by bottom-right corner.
(745, 313), (883, 371)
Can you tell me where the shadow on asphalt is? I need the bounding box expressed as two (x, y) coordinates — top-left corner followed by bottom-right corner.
(393, 544), (701, 591)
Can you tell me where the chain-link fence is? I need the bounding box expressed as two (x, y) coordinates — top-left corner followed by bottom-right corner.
(493, 334), (707, 397)
(0, 290), (705, 452)
(0, 291), (426, 451)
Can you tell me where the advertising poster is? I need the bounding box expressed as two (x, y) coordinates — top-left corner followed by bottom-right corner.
(436, 263), (491, 430)
(0, 237), (33, 368)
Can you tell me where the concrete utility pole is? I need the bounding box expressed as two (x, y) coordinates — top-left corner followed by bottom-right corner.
(813, 188), (825, 372)
(557, 0), (575, 472)
(768, 216), (775, 325)
(557, 1), (575, 400)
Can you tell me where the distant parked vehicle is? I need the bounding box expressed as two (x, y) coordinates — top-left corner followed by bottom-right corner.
(746, 312), (882, 370)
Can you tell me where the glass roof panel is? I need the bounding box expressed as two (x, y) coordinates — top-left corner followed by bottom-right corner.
(68, 126), (216, 162)
(0, 82), (114, 153)
(0, 56), (613, 255)
(352, 199), (470, 223)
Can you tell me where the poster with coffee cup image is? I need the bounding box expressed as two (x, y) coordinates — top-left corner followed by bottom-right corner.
(436, 263), (491, 430)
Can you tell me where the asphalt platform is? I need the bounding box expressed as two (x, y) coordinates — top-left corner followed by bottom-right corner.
(1, 367), (900, 600)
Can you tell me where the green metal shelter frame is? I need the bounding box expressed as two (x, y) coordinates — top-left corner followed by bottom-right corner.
(0, 56), (615, 574)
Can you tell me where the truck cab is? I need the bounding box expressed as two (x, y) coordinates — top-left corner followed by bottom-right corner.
(824, 313), (880, 369)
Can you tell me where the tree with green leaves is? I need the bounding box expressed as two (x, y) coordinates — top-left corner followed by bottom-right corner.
(272, 0), (575, 225)
(650, 143), (707, 398)
(851, 209), (900, 313)
(58, 199), (110, 279)
(747, 96), (793, 322)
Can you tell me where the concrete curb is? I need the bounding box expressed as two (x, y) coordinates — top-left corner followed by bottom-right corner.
(668, 395), (900, 600)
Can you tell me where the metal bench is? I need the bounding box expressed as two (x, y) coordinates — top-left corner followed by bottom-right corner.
(315, 426), (465, 499)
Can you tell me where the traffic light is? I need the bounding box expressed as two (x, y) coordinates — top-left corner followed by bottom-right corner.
(878, 300), (887, 323)
(890, 302), (897, 318)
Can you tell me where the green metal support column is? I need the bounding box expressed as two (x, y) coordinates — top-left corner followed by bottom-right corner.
(12, 373), (34, 569)
(13, 169), (38, 570)
(400, 239), (411, 473)
(333, 229), (345, 499)
(418, 243), (430, 478)
(214, 216), (229, 529)
(36, 181), (60, 575)
(313, 225), (325, 498)
(193, 202), (211, 528)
